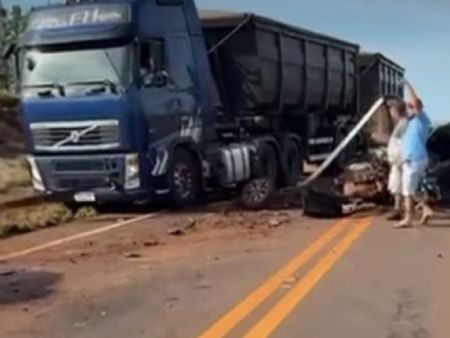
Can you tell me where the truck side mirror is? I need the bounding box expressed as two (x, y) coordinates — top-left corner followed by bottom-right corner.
(152, 70), (169, 88)
(141, 70), (170, 88)
(139, 39), (167, 88)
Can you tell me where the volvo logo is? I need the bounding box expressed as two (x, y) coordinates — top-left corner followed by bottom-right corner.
(69, 130), (82, 143)
(53, 124), (99, 148)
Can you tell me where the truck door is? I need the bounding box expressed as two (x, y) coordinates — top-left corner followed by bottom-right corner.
(139, 38), (179, 149)
(138, 36), (197, 177)
(166, 35), (198, 142)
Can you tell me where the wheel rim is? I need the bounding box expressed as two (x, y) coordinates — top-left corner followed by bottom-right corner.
(242, 178), (272, 204)
(173, 163), (193, 199)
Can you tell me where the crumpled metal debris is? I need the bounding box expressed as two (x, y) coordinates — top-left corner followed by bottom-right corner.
(338, 158), (389, 201)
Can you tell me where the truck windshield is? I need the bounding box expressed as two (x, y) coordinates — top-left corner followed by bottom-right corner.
(22, 45), (130, 89)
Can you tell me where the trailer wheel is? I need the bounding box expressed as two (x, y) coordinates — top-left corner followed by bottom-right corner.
(282, 138), (302, 186)
(168, 148), (200, 207)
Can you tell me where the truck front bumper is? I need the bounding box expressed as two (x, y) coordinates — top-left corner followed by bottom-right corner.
(30, 154), (152, 204)
(43, 187), (151, 204)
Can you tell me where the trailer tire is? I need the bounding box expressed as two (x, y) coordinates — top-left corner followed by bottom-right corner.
(282, 138), (302, 186)
(168, 148), (200, 207)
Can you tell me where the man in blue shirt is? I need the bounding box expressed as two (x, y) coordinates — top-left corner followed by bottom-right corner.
(396, 81), (433, 228)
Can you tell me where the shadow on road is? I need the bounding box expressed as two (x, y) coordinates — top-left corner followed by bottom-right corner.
(0, 267), (62, 305)
(93, 191), (243, 216)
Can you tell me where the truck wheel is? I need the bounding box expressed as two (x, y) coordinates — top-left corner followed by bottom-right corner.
(283, 138), (302, 186)
(168, 148), (200, 207)
(240, 143), (278, 210)
(240, 178), (275, 210)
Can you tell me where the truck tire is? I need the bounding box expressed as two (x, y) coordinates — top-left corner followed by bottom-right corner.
(282, 138), (302, 186)
(240, 142), (278, 209)
(240, 178), (275, 210)
(168, 148), (200, 207)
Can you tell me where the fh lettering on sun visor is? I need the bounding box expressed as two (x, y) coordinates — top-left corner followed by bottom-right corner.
(28, 4), (131, 30)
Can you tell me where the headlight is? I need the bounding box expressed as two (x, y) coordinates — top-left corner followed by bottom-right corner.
(125, 153), (140, 190)
(26, 156), (45, 192)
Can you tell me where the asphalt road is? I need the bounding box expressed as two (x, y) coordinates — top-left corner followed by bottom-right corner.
(0, 207), (449, 338)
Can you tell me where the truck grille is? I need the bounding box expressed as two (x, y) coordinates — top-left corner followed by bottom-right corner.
(30, 120), (119, 151)
(47, 157), (122, 191)
(56, 177), (113, 190)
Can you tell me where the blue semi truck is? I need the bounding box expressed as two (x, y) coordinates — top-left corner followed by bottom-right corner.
(11, 0), (403, 207)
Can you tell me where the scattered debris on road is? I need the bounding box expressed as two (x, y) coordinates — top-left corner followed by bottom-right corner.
(124, 253), (142, 259)
(195, 280), (211, 290)
(193, 210), (292, 231)
(206, 255), (220, 261)
(167, 218), (197, 236)
(143, 239), (160, 247)
(164, 295), (179, 308)
(167, 227), (187, 236)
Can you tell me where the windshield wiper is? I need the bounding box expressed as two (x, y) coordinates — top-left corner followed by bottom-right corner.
(104, 50), (125, 89)
(23, 83), (66, 97)
(66, 80), (118, 94)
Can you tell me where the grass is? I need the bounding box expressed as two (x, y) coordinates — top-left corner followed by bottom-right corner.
(0, 157), (31, 194)
(0, 204), (98, 238)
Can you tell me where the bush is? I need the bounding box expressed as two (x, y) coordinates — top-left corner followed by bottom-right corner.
(0, 157), (31, 193)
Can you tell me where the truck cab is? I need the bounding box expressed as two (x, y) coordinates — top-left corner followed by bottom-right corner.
(22, 0), (217, 205)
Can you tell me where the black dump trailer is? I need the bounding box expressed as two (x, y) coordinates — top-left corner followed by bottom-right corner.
(200, 11), (360, 162)
(358, 53), (405, 140)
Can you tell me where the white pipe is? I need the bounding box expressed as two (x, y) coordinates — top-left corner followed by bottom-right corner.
(298, 97), (385, 188)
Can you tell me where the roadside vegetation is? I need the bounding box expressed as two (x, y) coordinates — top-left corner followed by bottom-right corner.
(0, 93), (95, 238)
(0, 92), (30, 194)
(0, 157), (30, 193)
(0, 204), (98, 238)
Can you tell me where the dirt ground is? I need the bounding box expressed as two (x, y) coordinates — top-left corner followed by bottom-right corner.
(0, 204), (449, 338)
(0, 206), (304, 336)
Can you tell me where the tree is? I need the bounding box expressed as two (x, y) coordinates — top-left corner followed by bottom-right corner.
(0, 5), (29, 90)
(3, 6), (28, 45)
(0, 0), (7, 89)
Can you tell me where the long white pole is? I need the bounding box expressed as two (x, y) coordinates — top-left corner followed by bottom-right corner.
(298, 97), (385, 188)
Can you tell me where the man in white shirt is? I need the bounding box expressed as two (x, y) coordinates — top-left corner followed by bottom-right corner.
(386, 100), (408, 220)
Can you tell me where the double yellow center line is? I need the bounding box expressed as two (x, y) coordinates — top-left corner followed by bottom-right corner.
(198, 216), (373, 338)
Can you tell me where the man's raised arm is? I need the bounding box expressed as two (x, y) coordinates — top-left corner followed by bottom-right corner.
(405, 80), (424, 112)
